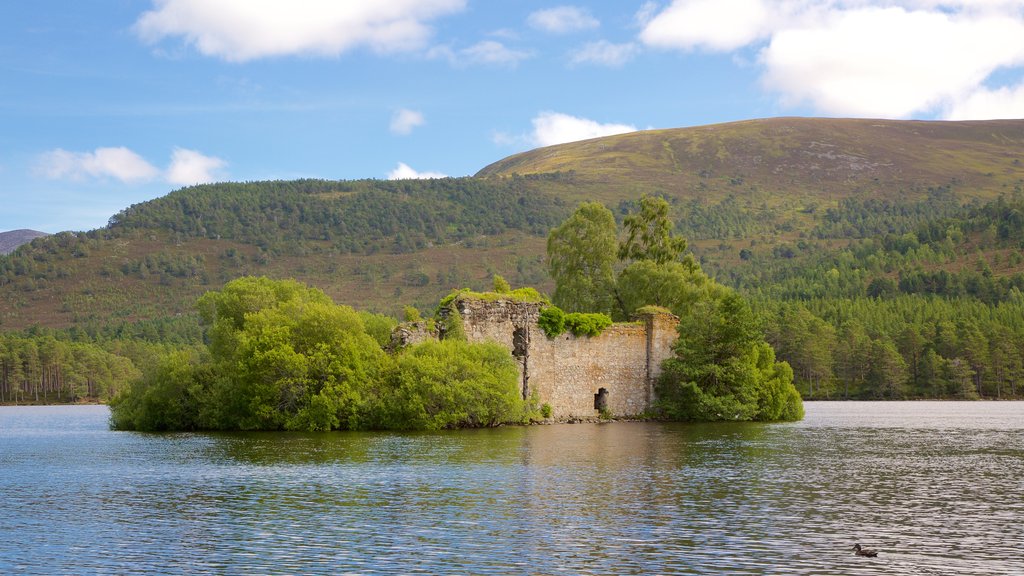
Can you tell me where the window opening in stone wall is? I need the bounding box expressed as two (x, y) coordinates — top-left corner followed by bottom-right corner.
(512, 327), (528, 358)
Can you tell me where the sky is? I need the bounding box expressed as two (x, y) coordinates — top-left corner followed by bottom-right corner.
(2, 1), (1024, 233)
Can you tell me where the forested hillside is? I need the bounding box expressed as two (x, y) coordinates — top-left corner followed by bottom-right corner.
(2, 117), (1024, 402)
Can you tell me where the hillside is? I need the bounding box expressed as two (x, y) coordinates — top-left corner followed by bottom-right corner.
(5, 116), (1024, 402)
(1, 117), (1023, 334)
(478, 117), (1024, 204)
(0, 230), (49, 255)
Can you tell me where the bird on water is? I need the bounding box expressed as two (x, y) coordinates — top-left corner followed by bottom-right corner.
(852, 543), (878, 557)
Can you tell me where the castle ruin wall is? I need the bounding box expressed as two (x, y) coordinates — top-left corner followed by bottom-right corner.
(454, 298), (679, 420)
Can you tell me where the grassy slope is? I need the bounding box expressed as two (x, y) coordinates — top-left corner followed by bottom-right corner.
(3, 117), (1023, 331)
(478, 117), (1024, 203)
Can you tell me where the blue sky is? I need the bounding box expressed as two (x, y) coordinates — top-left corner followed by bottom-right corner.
(3, 1), (1023, 233)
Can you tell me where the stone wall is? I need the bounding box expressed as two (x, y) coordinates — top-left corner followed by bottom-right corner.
(452, 297), (679, 420)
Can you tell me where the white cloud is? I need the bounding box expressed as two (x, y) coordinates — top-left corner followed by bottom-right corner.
(387, 162), (448, 180)
(640, 0), (771, 51)
(528, 6), (599, 34)
(390, 108), (425, 135)
(166, 148), (227, 185)
(762, 7), (1024, 118)
(531, 112), (637, 146)
(134, 0), (466, 62)
(458, 40), (532, 67)
(946, 82), (1024, 120)
(35, 146), (227, 185)
(638, 1), (1024, 119)
(570, 41), (639, 67)
(36, 147), (160, 183)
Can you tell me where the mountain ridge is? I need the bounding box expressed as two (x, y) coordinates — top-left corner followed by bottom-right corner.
(0, 229), (49, 255)
(477, 117), (1024, 203)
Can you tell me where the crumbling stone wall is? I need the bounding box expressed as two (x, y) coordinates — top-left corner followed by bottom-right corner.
(451, 297), (679, 420)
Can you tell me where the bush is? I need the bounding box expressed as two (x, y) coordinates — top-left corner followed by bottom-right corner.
(538, 306), (566, 338)
(372, 340), (528, 430)
(564, 312), (613, 337)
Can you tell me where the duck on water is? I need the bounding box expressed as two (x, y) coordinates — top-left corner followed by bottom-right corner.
(852, 543), (879, 557)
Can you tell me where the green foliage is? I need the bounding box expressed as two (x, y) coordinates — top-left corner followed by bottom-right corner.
(110, 277), (531, 431)
(537, 306), (611, 338)
(617, 260), (719, 319)
(370, 340), (528, 430)
(114, 277), (388, 431)
(492, 274), (511, 294)
(403, 306), (422, 322)
(440, 306), (467, 342)
(563, 312), (613, 337)
(546, 202), (618, 315)
(107, 178), (567, 256)
(438, 287), (547, 306)
(0, 331), (145, 404)
(540, 403), (553, 419)
(108, 350), (207, 431)
(537, 306), (566, 338)
(358, 311), (399, 348)
(618, 195), (688, 265)
(657, 291), (803, 422)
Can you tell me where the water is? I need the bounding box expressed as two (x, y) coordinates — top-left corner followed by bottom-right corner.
(1, 402), (1022, 575)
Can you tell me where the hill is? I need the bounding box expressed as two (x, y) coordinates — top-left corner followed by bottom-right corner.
(4, 116), (1024, 402)
(1, 117), (1022, 332)
(0, 230), (49, 255)
(478, 117), (1024, 204)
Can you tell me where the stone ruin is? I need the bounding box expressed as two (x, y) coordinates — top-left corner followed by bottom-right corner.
(392, 295), (679, 421)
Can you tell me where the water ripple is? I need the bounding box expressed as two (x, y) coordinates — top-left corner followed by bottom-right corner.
(1, 403), (1023, 575)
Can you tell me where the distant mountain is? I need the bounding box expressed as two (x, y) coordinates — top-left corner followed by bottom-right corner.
(0, 229), (48, 255)
(2, 117), (1024, 331)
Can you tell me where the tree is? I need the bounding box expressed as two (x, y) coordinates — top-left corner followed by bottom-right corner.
(618, 195), (688, 265)
(616, 259), (717, 319)
(656, 290), (803, 422)
(865, 338), (908, 399)
(546, 202), (618, 315)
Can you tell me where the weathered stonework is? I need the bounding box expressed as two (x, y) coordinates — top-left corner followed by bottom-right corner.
(448, 297), (679, 420)
(386, 320), (437, 352)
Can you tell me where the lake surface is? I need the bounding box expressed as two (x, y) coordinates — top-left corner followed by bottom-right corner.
(1, 402), (1022, 575)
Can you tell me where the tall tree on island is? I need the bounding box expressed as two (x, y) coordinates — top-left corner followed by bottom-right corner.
(545, 196), (803, 422)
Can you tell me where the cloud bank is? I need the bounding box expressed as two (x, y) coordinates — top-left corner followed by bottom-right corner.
(36, 147), (226, 185)
(639, 0), (1024, 119)
(134, 0), (466, 62)
(36, 147), (160, 183)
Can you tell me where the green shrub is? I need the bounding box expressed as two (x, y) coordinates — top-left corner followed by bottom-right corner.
(538, 306), (566, 338)
(564, 312), (613, 337)
(373, 340), (528, 430)
(441, 306), (467, 341)
(493, 274), (511, 293)
(403, 305), (422, 322)
(540, 403), (553, 419)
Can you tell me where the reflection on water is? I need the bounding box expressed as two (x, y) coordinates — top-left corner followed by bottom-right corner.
(1, 402), (1022, 575)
